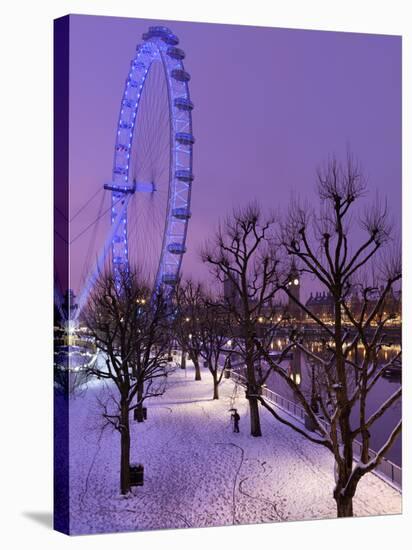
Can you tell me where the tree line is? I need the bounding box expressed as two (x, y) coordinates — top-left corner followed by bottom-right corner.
(81, 155), (401, 517)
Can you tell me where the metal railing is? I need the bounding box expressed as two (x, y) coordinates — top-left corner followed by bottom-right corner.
(229, 371), (401, 491)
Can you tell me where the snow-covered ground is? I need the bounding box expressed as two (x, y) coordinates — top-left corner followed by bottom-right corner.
(68, 362), (401, 534)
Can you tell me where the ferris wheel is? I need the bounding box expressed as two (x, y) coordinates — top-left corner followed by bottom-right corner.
(104, 25), (194, 297)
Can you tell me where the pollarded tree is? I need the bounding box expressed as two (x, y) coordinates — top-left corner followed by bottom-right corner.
(174, 280), (203, 381)
(196, 295), (233, 400)
(82, 269), (170, 494)
(256, 155), (401, 517)
(202, 202), (282, 436)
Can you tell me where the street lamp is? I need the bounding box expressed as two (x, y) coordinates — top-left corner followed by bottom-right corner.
(290, 372), (301, 385)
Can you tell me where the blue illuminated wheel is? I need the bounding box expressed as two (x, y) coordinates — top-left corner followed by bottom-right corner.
(106, 26), (194, 297)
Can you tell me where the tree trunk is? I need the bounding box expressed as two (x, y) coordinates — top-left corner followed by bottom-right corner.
(136, 380), (144, 420)
(361, 430), (371, 463)
(120, 401), (131, 495)
(333, 288), (354, 506)
(335, 494), (354, 517)
(212, 373), (219, 399)
(334, 457), (356, 518)
(245, 341), (262, 437)
(167, 341), (173, 362)
(248, 394), (262, 437)
(193, 355), (201, 381)
(181, 351), (186, 369)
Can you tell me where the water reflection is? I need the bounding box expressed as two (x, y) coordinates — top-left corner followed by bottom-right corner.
(262, 336), (401, 466)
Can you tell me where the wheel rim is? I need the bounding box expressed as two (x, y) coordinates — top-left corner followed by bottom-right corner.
(109, 26), (194, 298)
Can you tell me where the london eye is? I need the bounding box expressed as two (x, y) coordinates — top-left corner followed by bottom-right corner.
(74, 26), (194, 315)
(106, 25), (194, 296)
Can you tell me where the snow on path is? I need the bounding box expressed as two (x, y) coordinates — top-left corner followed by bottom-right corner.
(68, 363), (401, 534)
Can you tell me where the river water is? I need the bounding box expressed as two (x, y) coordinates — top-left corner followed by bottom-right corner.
(258, 337), (401, 467)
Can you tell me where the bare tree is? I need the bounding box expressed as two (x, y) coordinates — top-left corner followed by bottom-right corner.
(196, 295), (232, 400)
(256, 155), (401, 517)
(82, 269), (170, 494)
(202, 202), (281, 436)
(174, 280), (203, 381)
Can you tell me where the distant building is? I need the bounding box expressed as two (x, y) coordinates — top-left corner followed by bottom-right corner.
(305, 291), (334, 324)
(345, 286), (401, 325)
(305, 286), (401, 326)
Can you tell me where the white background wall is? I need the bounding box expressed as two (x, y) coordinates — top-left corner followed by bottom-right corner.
(0, 1), (410, 549)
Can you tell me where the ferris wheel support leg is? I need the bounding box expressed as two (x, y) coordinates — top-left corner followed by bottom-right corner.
(75, 195), (131, 319)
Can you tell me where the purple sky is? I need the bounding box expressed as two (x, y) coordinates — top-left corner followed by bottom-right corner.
(63, 14), (401, 299)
